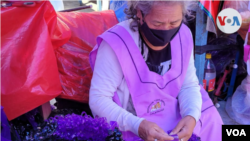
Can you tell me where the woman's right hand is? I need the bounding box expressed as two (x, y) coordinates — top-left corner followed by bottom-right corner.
(138, 120), (174, 141)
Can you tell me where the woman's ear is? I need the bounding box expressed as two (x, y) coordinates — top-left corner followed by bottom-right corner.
(136, 9), (143, 25)
(136, 9), (141, 18)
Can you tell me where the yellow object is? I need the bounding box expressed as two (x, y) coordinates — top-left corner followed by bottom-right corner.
(206, 53), (212, 59)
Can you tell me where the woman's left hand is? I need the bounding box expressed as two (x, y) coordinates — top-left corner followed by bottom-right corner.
(170, 115), (196, 141)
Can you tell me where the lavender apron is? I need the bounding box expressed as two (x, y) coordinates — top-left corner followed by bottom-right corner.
(90, 24), (223, 141)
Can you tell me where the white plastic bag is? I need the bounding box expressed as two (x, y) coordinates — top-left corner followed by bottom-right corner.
(225, 75), (250, 124)
(225, 1), (250, 124)
(245, 32), (250, 75)
(225, 32), (250, 124)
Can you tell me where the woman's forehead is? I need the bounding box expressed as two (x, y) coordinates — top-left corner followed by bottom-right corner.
(147, 4), (183, 23)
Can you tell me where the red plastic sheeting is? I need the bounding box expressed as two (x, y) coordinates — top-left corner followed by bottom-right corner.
(55, 11), (118, 103)
(1, 1), (71, 120)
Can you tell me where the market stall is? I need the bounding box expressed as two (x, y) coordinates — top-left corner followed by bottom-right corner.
(1, 0), (250, 141)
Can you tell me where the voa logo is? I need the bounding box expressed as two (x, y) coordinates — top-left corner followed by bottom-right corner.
(216, 8), (242, 34)
(226, 129), (246, 136)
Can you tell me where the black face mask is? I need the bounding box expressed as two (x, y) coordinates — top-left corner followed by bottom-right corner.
(139, 12), (182, 47)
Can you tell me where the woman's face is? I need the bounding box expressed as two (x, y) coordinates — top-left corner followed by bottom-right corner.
(137, 3), (183, 30)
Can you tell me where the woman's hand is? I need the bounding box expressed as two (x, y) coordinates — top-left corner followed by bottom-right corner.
(138, 120), (174, 141)
(170, 116), (196, 141)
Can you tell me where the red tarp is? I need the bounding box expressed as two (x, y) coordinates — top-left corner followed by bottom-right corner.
(199, 0), (220, 24)
(55, 11), (118, 103)
(1, 1), (118, 120)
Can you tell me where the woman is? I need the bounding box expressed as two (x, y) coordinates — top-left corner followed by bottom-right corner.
(89, 1), (223, 141)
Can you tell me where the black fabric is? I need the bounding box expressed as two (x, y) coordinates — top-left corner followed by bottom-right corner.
(146, 43), (171, 65)
(140, 10), (181, 46)
(55, 98), (93, 117)
(140, 32), (172, 75)
(195, 33), (243, 55)
(140, 22), (180, 46)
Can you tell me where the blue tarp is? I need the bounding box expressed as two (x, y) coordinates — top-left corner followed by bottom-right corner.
(109, 0), (128, 22)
